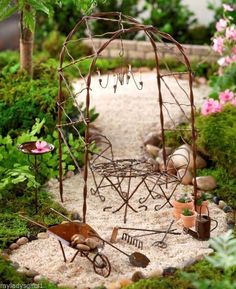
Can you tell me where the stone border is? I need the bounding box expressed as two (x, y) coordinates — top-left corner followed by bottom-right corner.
(83, 38), (218, 62)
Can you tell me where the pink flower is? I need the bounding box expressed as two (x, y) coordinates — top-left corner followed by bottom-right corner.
(32, 141), (50, 153)
(231, 98), (236, 106)
(226, 26), (236, 40)
(232, 46), (236, 54)
(216, 19), (227, 32)
(213, 36), (224, 54)
(219, 89), (234, 104)
(223, 4), (234, 12)
(218, 57), (228, 66)
(201, 99), (222, 115)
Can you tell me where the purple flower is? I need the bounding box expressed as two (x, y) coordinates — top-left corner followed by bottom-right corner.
(219, 89), (234, 104)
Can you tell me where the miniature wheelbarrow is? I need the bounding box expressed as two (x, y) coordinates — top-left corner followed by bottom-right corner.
(20, 209), (150, 278)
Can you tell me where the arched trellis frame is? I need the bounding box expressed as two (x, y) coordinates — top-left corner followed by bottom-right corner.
(57, 12), (198, 223)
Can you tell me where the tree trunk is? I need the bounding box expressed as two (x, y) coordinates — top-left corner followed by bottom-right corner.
(20, 8), (34, 77)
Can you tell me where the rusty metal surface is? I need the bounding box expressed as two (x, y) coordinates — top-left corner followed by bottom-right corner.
(57, 12), (198, 223)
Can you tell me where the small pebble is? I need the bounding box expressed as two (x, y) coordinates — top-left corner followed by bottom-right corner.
(61, 221), (69, 224)
(34, 275), (44, 283)
(119, 279), (133, 287)
(76, 244), (90, 251)
(131, 271), (146, 282)
(163, 267), (177, 276)
(16, 237), (28, 246)
(226, 212), (236, 224)
(218, 200), (227, 210)
(11, 262), (20, 269)
(25, 269), (39, 278)
(227, 223), (235, 230)
(37, 232), (49, 239)
(212, 196), (220, 205)
(148, 268), (163, 278)
(223, 205), (233, 213)
(70, 211), (82, 221)
(9, 243), (19, 250)
(85, 237), (100, 249)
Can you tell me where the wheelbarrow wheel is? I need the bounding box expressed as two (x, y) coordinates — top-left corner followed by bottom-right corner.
(93, 253), (111, 278)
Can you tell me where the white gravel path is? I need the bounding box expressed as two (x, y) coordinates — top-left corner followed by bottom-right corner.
(10, 72), (227, 289)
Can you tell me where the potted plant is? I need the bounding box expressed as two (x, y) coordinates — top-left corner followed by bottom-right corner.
(171, 192), (194, 220)
(181, 208), (196, 228)
(196, 192), (210, 214)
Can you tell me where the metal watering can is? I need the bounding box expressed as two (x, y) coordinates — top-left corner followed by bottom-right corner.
(195, 206), (218, 240)
(184, 206), (218, 241)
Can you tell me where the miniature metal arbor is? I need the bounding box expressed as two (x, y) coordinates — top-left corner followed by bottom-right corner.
(57, 12), (198, 223)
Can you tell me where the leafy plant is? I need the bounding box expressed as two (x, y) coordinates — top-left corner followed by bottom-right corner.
(143, 0), (197, 43)
(196, 192), (211, 206)
(196, 105), (236, 178)
(175, 192), (192, 203)
(182, 208), (194, 216)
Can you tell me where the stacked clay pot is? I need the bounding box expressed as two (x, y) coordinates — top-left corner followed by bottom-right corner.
(171, 199), (194, 220)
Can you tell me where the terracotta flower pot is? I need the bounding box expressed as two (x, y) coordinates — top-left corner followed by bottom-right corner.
(171, 199), (194, 220)
(181, 212), (196, 228)
(196, 200), (209, 214)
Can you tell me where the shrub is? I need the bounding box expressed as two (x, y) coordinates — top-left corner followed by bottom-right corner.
(143, 0), (197, 44)
(196, 105), (236, 177)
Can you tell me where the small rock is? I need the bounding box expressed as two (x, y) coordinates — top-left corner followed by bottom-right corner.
(71, 234), (85, 244)
(223, 206), (233, 213)
(119, 279), (133, 287)
(37, 232), (49, 239)
(85, 237), (101, 249)
(227, 223), (235, 230)
(58, 283), (75, 289)
(146, 144), (160, 158)
(17, 267), (38, 277)
(65, 170), (75, 178)
(177, 169), (193, 185)
(158, 147), (173, 158)
(147, 158), (159, 171)
(70, 211), (82, 221)
(9, 243), (19, 250)
(25, 269), (39, 278)
(1, 252), (10, 260)
(218, 200), (227, 210)
(182, 257), (197, 268)
(131, 271), (146, 282)
(144, 132), (162, 147)
(107, 281), (121, 289)
(155, 157), (163, 165)
(34, 275), (44, 283)
(194, 176), (217, 191)
(11, 262), (20, 269)
(226, 212), (235, 224)
(159, 159), (176, 175)
(212, 196), (220, 205)
(16, 237), (28, 246)
(171, 144), (207, 170)
(61, 221), (69, 224)
(75, 244), (90, 251)
(148, 268), (163, 278)
(163, 267), (177, 276)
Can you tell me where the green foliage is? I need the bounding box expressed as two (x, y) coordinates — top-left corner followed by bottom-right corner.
(183, 231), (236, 289)
(209, 63), (236, 99)
(0, 256), (29, 284)
(182, 208), (193, 216)
(206, 230), (236, 271)
(198, 167), (236, 209)
(143, 0), (197, 43)
(196, 105), (236, 178)
(92, 0), (140, 39)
